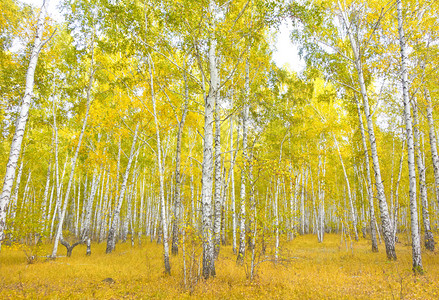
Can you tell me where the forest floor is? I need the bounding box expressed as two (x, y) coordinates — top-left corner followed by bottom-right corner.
(0, 233), (438, 299)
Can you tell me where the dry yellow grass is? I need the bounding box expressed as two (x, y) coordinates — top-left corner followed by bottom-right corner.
(1, 234), (438, 299)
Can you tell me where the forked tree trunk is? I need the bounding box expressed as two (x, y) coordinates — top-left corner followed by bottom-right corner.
(60, 237), (83, 257)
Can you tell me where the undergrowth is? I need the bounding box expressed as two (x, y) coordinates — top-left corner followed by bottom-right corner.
(0, 234), (438, 299)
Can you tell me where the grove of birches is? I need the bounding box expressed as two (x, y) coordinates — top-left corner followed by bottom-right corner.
(1, 0), (439, 287)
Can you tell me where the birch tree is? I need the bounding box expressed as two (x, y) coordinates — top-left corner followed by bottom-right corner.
(213, 84), (222, 259)
(237, 58), (250, 265)
(200, 0), (219, 278)
(148, 55), (171, 275)
(291, 0), (397, 259)
(412, 99), (434, 251)
(171, 65), (190, 255)
(0, 0), (50, 248)
(423, 84), (439, 210)
(354, 95), (378, 252)
(51, 40), (96, 258)
(396, 0), (422, 273)
(106, 123), (139, 254)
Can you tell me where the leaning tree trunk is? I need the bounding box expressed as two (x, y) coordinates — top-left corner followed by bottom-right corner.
(333, 134), (358, 241)
(106, 123), (139, 254)
(397, 0), (423, 274)
(0, 1), (48, 248)
(392, 141), (404, 243)
(354, 95), (378, 252)
(51, 45), (95, 257)
(149, 55), (171, 275)
(354, 39), (395, 260)
(7, 159), (24, 229)
(82, 168), (101, 256)
(338, 1), (396, 259)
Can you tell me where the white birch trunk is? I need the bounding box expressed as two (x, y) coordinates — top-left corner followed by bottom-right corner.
(293, 173), (301, 238)
(80, 176), (88, 235)
(74, 178), (81, 237)
(333, 135), (358, 241)
(317, 150), (326, 243)
(213, 92), (222, 259)
(171, 70), (189, 255)
(52, 102), (92, 255)
(106, 123), (139, 253)
(231, 117), (238, 253)
(289, 177), (294, 240)
(354, 95), (378, 252)
(82, 169), (99, 239)
(237, 58), (250, 265)
(337, 1), (396, 259)
(412, 99), (434, 251)
(391, 140), (404, 244)
(200, 0), (219, 278)
(274, 179), (280, 262)
(83, 169), (101, 255)
(424, 87), (439, 210)
(138, 174), (145, 244)
(7, 159), (24, 225)
(51, 39), (95, 257)
(99, 172), (110, 242)
(148, 55), (171, 274)
(397, 0), (423, 273)
(0, 1), (48, 247)
(47, 185), (55, 236)
(40, 164), (51, 235)
(300, 168), (306, 235)
(95, 169), (106, 241)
